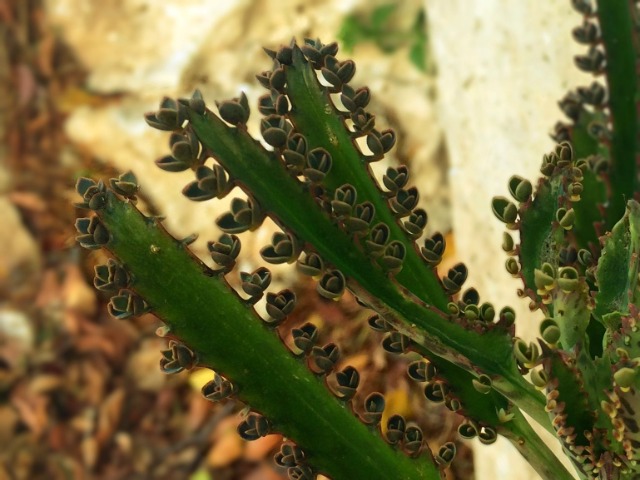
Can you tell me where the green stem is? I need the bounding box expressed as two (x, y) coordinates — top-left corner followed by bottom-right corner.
(348, 282), (552, 433)
(596, 0), (638, 229)
(189, 108), (549, 432)
(285, 46), (449, 310)
(94, 192), (441, 480)
(504, 410), (578, 480)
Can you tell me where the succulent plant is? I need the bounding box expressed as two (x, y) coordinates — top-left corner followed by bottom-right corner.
(75, 1), (640, 478)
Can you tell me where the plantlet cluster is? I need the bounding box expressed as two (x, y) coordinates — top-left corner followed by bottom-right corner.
(75, 1), (639, 478)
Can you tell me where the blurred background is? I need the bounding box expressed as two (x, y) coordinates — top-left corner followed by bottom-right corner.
(0, 0), (586, 479)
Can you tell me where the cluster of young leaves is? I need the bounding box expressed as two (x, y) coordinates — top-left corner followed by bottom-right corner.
(489, 0), (640, 477)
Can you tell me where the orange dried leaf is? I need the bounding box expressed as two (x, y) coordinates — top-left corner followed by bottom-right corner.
(244, 433), (282, 461)
(207, 429), (243, 468)
(96, 387), (125, 445)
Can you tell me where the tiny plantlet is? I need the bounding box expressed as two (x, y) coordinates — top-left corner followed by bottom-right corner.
(75, 1), (639, 479)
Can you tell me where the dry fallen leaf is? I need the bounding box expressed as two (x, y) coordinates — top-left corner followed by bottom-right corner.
(96, 387), (125, 446)
(0, 404), (19, 444)
(62, 263), (97, 317)
(8, 191), (48, 212)
(244, 463), (283, 480)
(207, 430), (244, 468)
(11, 387), (49, 438)
(80, 358), (108, 406)
(115, 431), (133, 456)
(81, 435), (99, 470)
(35, 269), (62, 311)
(28, 374), (63, 394)
(244, 433), (282, 461)
(186, 392), (212, 431)
(0, 463), (11, 480)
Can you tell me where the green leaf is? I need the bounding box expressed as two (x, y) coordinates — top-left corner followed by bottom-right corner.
(95, 191), (441, 480)
(594, 200), (640, 319)
(595, 0), (639, 229)
(370, 4), (396, 31)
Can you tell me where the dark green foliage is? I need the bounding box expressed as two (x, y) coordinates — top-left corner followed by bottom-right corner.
(421, 232), (446, 266)
(386, 414), (407, 444)
(217, 92), (250, 125)
(76, 186), (440, 480)
(304, 148), (332, 183)
(382, 331), (411, 354)
(76, 2), (640, 477)
(296, 252), (324, 277)
(404, 425), (424, 456)
(144, 97), (185, 131)
(403, 208), (428, 239)
(75, 216), (110, 249)
(367, 314), (391, 333)
(407, 360), (430, 382)
(390, 187), (419, 217)
(435, 442), (456, 467)
(182, 164), (230, 201)
(441, 263), (467, 296)
(274, 443), (305, 468)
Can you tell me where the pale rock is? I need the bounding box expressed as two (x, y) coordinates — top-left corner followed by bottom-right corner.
(0, 196), (41, 302)
(427, 1), (587, 478)
(0, 309), (34, 352)
(0, 309), (34, 385)
(45, 0), (249, 96)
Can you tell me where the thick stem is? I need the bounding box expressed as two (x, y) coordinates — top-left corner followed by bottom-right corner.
(503, 410), (578, 480)
(596, 0), (639, 229)
(93, 192), (441, 480)
(189, 109), (549, 430)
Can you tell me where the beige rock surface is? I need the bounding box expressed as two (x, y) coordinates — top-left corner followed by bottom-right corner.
(45, 0), (249, 96)
(427, 1), (588, 478)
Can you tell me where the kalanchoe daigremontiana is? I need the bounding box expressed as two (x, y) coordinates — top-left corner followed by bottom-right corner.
(75, 1), (639, 478)
(76, 175), (441, 480)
